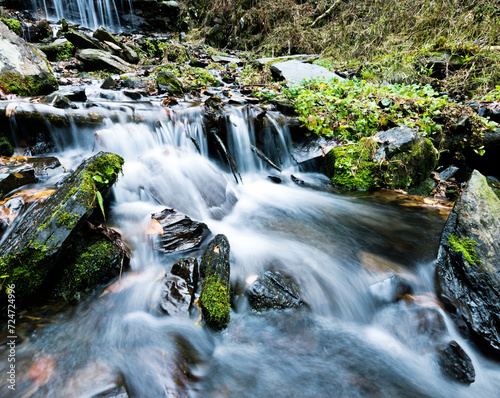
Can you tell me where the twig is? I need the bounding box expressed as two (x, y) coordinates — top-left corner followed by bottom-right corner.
(311, 0), (343, 28)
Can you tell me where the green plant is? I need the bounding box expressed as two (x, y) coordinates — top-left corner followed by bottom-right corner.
(448, 234), (480, 266)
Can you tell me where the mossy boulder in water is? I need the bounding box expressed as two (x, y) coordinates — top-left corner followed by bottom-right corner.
(199, 234), (231, 330)
(0, 21), (58, 96)
(0, 152), (124, 304)
(156, 70), (184, 94)
(436, 170), (500, 359)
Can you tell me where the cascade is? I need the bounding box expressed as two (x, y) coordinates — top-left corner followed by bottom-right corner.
(30, 0), (133, 31)
(1, 89), (500, 396)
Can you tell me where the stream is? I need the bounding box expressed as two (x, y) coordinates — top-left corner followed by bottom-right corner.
(1, 81), (500, 397)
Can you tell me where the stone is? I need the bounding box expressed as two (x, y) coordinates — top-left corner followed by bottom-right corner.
(0, 21), (58, 96)
(42, 94), (76, 109)
(160, 274), (192, 316)
(436, 170), (500, 358)
(0, 162), (36, 194)
(156, 70), (184, 94)
(76, 49), (133, 73)
(151, 208), (209, 253)
(270, 60), (343, 84)
(437, 341), (475, 384)
(171, 257), (199, 293)
(211, 55), (242, 65)
(291, 135), (337, 165)
(65, 30), (105, 51)
(439, 166), (459, 180)
(199, 234), (231, 329)
(101, 76), (118, 89)
(254, 54), (320, 66)
(246, 264), (305, 311)
(0, 152), (124, 305)
(369, 275), (413, 304)
(373, 126), (420, 161)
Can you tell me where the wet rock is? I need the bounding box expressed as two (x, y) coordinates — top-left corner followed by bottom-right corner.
(0, 137), (14, 157)
(76, 49), (133, 73)
(268, 175), (282, 184)
(101, 76), (118, 89)
(373, 126), (419, 161)
(0, 152), (124, 304)
(369, 275), (413, 304)
(151, 208), (209, 254)
(93, 27), (139, 64)
(123, 90), (142, 100)
(38, 38), (75, 61)
(26, 19), (51, 43)
(0, 21), (58, 96)
(200, 234), (231, 330)
(171, 257), (199, 292)
(437, 341), (475, 384)
(61, 87), (87, 102)
(42, 94), (76, 109)
(439, 166), (459, 180)
(160, 274), (192, 316)
(0, 161), (36, 194)
(436, 170), (500, 358)
(270, 60), (343, 84)
(291, 135), (337, 167)
(291, 174), (305, 185)
(246, 265), (305, 311)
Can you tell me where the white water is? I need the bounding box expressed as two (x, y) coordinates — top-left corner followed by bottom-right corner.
(2, 97), (500, 397)
(30, 0), (133, 31)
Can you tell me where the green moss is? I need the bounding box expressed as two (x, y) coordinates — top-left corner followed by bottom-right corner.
(1, 18), (21, 35)
(0, 136), (14, 156)
(0, 71), (58, 96)
(448, 234), (480, 266)
(56, 239), (121, 301)
(200, 275), (230, 330)
(57, 210), (80, 229)
(325, 139), (377, 190)
(160, 42), (191, 63)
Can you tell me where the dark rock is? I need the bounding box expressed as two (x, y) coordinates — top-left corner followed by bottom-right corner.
(121, 78), (148, 89)
(62, 87), (87, 102)
(291, 174), (305, 185)
(369, 275), (413, 304)
(291, 135), (337, 165)
(436, 170), (500, 358)
(437, 341), (475, 384)
(151, 208), (209, 254)
(42, 94), (76, 109)
(270, 60), (343, 84)
(76, 49), (133, 73)
(101, 76), (117, 89)
(160, 274), (192, 316)
(251, 145), (281, 172)
(0, 152), (124, 305)
(0, 161), (36, 194)
(171, 257), (199, 292)
(0, 137), (14, 157)
(123, 90), (142, 100)
(38, 38), (75, 61)
(92, 27), (139, 64)
(373, 126), (419, 161)
(199, 234), (231, 329)
(26, 19), (51, 43)
(0, 21), (58, 96)
(267, 176), (282, 184)
(246, 265), (305, 311)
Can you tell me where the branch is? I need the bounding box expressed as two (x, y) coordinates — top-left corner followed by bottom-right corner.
(311, 0), (343, 28)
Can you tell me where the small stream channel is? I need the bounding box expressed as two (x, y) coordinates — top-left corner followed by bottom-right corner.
(1, 81), (500, 397)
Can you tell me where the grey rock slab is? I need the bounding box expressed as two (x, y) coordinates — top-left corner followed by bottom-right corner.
(270, 60), (343, 84)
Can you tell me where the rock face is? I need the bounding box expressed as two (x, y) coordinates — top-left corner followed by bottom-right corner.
(76, 49), (133, 73)
(246, 266), (305, 311)
(0, 152), (124, 304)
(436, 170), (500, 358)
(151, 208), (209, 253)
(437, 341), (476, 384)
(270, 60), (343, 84)
(199, 234), (231, 330)
(0, 21), (58, 95)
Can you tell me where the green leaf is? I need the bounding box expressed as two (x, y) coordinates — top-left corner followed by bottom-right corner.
(95, 191), (106, 220)
(105, 168), (115, 175)
(93, 175), (103, 183)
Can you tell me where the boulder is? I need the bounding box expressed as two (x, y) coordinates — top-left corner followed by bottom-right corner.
(0, 21), (58, 96)
(373, 126), (420, 161)
(368, 275), (413, 304)
(437, 341), (475, 385)
(151, 208), (209, 253)
(211, 55), (242, 65)
(76, 49), (133, 73)
(199, 234), (231, 330)
(0, 152), (124, 304)
(436, 170), (500, 358)
(92, 26), (139, 64)
(270, 60), (343, 84)
(246, 265), (305, 311)
(156, 70), (184, 94)
(38, 38), (75, 61)
(0, 160), (36, 194)
(254, 54), (319, 67)
(65, 30), (105, 51)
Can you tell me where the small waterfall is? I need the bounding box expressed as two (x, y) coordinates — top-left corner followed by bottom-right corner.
(30, 0), (133, 31)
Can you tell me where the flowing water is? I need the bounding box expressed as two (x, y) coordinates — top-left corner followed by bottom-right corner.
(30, 0), (133, 31)
(2, 87), (500, 397)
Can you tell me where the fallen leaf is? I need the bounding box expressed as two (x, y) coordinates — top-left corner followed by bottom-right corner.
(146, 219), (164, 235)
(5, 102), (18, 117)
(28, 355), (56, 385)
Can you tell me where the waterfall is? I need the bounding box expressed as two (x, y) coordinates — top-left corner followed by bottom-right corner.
(30, 0), (133, 31)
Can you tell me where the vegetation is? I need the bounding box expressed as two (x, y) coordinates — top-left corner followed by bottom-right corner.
(200, 275), (231, 330)
(1, 17), (21, 35)
(0, 71), (58, 96)
(448, 234), (480, 266)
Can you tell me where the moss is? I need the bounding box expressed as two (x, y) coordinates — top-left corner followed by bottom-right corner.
(385, 138), (438, 189)
(160, 42), (191, 63)
(56, 239), (122, 301)
(0, 136), (14, 156)
(325, 139), (377, 191)
(0, 244), (49, 296)
(0, 71), (58, 96)
(200, 275), (230, 330)
(1, 18), (21, 35)
(448, 234), (480, 266)
(57, 210), (80, 229)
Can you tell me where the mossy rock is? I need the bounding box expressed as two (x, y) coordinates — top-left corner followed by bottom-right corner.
(0, 152), (124, 302)
(199, 234), (231, 330)
(1, 18), (21, 35)
(39, 41), (75, 62)
(324, 139), (377, 191)
(0, 136), (14, 156)
(0, 71), (58, 97)
(157, 70), (184, 94)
